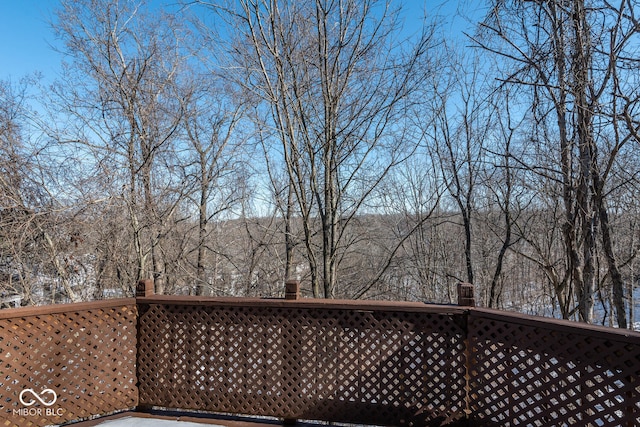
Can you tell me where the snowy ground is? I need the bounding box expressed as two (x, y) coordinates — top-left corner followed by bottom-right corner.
(69, 417), (223, 427)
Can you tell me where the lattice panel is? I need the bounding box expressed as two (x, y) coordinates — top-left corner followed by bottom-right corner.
(137, 303), (467, 426)
(0, 302), (138, 426)
(468, 313), (640, 426)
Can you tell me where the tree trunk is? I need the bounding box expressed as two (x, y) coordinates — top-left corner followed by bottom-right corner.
(573, 0), (596, 323)
(596, 189), (627, 328)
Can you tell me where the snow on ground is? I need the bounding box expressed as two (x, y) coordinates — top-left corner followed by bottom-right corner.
(79, 417), (224, 427)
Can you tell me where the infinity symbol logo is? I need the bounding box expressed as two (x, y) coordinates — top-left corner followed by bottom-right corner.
(19, 389), (57, 407)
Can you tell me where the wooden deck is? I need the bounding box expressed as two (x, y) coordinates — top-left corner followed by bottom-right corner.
(64, 411), (324, 427)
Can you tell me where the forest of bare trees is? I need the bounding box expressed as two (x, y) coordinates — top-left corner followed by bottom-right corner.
(1, 0), (639, 328)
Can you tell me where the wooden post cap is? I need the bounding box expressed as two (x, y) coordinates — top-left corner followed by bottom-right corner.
(137, 279), (154, 297)
(457, 282), (475, 307)
(285, 279), (300, 300)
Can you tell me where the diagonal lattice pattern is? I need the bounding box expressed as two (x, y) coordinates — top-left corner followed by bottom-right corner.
(2, 295), (639, 427)
(0, 300), (138, 427)
(468, 310), (640, 426)
(137, 301), (468, 426)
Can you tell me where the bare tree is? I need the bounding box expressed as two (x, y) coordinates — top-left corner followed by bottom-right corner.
(428, 48), (492, 286)
(474, 0), (640, 325)
(0, 79), (45, 304)
(205, 0), (437, 298)
(483, 88), (526, 308)
(52, 0), (188, 293)
(180, 79), (245, 295)
(0, 78), (88, 303)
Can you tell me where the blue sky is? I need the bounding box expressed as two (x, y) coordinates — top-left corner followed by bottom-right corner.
(0, 0), (62, 81)
(0, 1), (479, 82)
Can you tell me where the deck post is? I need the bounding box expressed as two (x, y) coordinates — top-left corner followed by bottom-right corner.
(457, 282), (475, 421)
(285, 279), (300, 300)
(457, 282), (475, 307)
(283, 279), (300, 425)
(136, 279), (154, 297)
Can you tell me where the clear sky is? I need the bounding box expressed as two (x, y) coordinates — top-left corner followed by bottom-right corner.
(0, 1), (481, 83)
(0, 0), (62, 81)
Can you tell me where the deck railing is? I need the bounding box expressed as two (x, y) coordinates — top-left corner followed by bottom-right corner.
(467, 309), (639, 426)
(1, 282), (639, 426)
(0, 299), (138, 426)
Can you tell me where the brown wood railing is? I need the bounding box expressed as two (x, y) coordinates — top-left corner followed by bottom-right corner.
(467, 308), (640, 426)
(0, 299), (138, 426)
(136, 296), (469, 425)
(1, 282), (639, 426)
